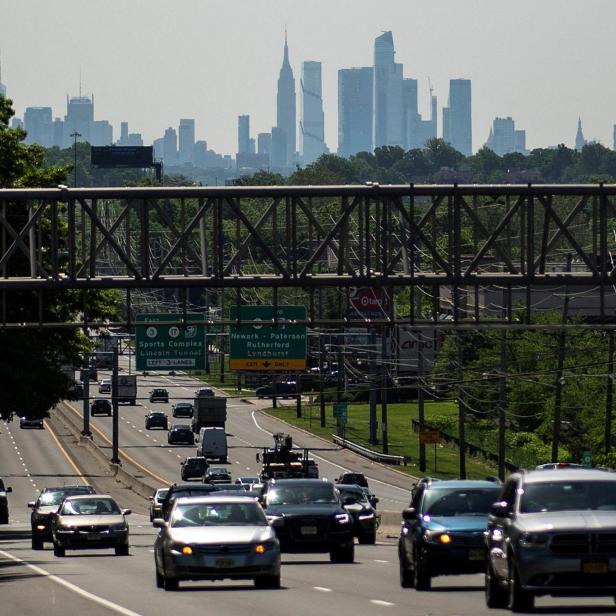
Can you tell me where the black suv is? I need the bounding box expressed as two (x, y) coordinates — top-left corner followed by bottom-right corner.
(159, 483), (218, 520)
(172, 402), (194, 418)
(149, 388), (169, 403)
(180, 457), (208, 481)
(262, 478), (355, 562)
(145, 411), (169, 430)
(335, 472), (369, 488)
(0, 478), (12, 524)
(28, 484), (96, 549)
(90, 398), (111, 416)
(485, 468), (616, 611)
(336, 483), (378, 544)
(398, 479), (502, 590)
(256, 382), (297, 399)
(203, 466), (232, 484)
(167, 424), (194, 445)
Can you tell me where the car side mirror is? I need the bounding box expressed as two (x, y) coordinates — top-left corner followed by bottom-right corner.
(152, 518), (166, 528)
(256, 453), (260, 463)
(402, 507), (417, 521)
(6, 487), (11, 493)
(490, 501), (512, 517)
(122, 509), (132, 516)
(27, 501), (36, 508)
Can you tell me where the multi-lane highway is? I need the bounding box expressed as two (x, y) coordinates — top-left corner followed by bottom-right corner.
(2, 365), (615, 615)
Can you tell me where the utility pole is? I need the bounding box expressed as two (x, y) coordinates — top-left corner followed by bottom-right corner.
(111, 347), (120, 464)
(319, 333), (325, 427)
(81, 353), (91, 437)
(70, 131), (81, 186)
(369, 328), (378, 444)
(418, 331), (426, 472)
(605, 330), (614, 454)
(457, 331), (466, 479)
(381, 325), (389, 455)
(498, 329), (507, 480)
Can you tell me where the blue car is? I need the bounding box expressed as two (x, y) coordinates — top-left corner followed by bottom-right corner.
(398, 479), (502, 590)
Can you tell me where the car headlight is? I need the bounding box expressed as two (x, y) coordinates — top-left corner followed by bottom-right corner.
(266, 515), (284, 525)
(520, 533), (549, 548)
(423, 530), (453, 544)
(170, 543), (193, 555)
(255, 539), (278, 553)
(110, 523), (127, 531)
(335, 513), (351, 524)
(35, 524), (47, 531)
(358, 512), (375, 520)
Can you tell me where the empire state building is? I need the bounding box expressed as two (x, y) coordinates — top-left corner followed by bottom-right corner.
(276, 31), (296, 167)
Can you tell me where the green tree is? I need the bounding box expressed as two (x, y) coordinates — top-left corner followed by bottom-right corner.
(0, 96), (119, 420)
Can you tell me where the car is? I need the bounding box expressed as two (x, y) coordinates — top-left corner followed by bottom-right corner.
(262, 478), (355, 563)
(90, 398), (111, 416)
(336, 483), (378, 544)
(236, 476), (260, 489)
(180, 457), (209, 481)
(172, 402), (194, 418)
(150, 488), (169, 522)
(19, 416), (44, 429)
(208, 483), (245, 493)
(195, 387), (214, 397)
(98, 379), (111, 394)
(0, 478), (13, 524)
(28, 484), (96, 549)
(399, 479), (502, 590)
(203, 466), (232, 484)
(154, 495), (281, 591)
(361, 487), (379, 509)
(145, 411), (169, 430)
(255, 382), (297, 399)
(335, 472), (369, 488)
(485, 468), (616, 611)
(51, 494), (130, 556)
(167, 424), (194, 445)
(535, 462), (584, 470)
(150, 388), (169, 403)
(159, 483), (219, 520)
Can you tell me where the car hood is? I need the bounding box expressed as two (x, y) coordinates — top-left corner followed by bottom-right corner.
(168, 525), (274, 544)
(266, 503), (344, 517)
(344, 503), (373, 515)
(517, 511), (616, 533)
(56, 514), (126, 527)
(35, 505), (61, 517)
(421, 515), (489, 533)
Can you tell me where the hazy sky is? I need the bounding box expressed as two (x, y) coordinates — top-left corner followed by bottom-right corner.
(2, 0), (615, 155)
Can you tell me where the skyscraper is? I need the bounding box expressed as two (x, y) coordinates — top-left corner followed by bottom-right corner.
(575, 118), (586, 151)
(373, 31), (404, 149)
(338, 67), (373, 157)
(442, 79), (472, 156)
(178, 119), (195, 164)
(24, 107), (53, 147)
(65, 94), (94, 145)
(238, 115), (250, 155)
(276, 31), (296, 167)
(270, 126), (287, 168)
(300, 61), (325, 165)
(257, 132), (271, 155)
(485, 116), (527, 156)
(163, 127), (178, 165)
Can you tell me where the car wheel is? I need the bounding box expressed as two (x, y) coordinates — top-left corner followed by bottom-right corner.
(0, 514), (8, 525)
(53, 543), (65, 557)
(413, 548), (431, 591)
(155, 569), (164, 589)
(32, 537), (44, 550)
(358, 530), (376, 545)
(485, 562), (508, 608)
(254, 574), (281, 589)
(115, 544), (129, 556)
(330, 542), (354, 563)
(508, 562), (534, 612)
(399, 550), (414, 588)
(163, 574), (179, 591)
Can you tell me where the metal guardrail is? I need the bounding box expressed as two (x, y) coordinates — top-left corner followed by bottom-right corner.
(332, 434), (407, 466)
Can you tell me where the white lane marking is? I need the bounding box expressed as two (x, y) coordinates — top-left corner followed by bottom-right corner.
(374, 559), (389, 563)
(0, 549), (144, 616)
(370, 600), (394, 607)
(313, 586), (333, 592)
(152, 439), (158, 443)
(176, 455), (182, 459)
(250, 411), (409, 494)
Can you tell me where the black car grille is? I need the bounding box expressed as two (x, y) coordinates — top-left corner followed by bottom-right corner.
(550, 533), (616, 556)
(194, 544), (252, 555)
(447, 531), (485, 547)
(287, 516), (331, 541)
(75, 525), (111, 533)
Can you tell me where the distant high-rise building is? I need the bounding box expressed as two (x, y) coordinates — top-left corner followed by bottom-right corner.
(338, 67), (373, 157)
(373, 31), (404, 149)
(276, 31), (296, 167)
(10, 117), (23, 130)
(257, 132), (271, 155)
(575, 118), (586, 151)
(90, 120), (113, 146)
(270, 126), (287, 168)
(163, 127), (178, 164)
(249, 138), (256, 154)
(238, 115), (250, 155)
(613, 125), (616, 151)
(24, 107), (53, 147)
(442, 79), (472, 155)
(0, 54), (6, 98)
(117, 122), (130, 145)
(65, 94), (94, 145)
(300, 61), (325, 165)
(514, 130), (526, 154)
(52, 118), (64, 147)
(486, 116), (527, 156)
(402, 78), (418, 149)
(153, 137), (164, 161)
(178, 119), (195, 164)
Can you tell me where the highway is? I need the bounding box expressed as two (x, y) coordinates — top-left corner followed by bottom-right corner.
(2, 365), (616, 615)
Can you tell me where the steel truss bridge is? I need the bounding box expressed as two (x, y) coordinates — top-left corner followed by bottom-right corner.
(1, 184), (616, 328)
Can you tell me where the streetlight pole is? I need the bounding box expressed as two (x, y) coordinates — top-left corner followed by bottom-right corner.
(70, 131), (81, 186)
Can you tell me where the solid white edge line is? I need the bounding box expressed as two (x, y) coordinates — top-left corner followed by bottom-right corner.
(0, 549), (144, 616)
(250, 410), (409, 494)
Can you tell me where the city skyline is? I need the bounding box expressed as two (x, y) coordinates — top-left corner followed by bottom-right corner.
(1, 0), (615, 155)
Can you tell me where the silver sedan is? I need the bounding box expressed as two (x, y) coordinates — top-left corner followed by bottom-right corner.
(153, 495), (281, 591)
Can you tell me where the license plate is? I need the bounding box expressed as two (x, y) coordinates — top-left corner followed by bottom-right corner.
(468, 548), (485, 561)
(301, 526), (318, 536)
(86, 533), (100, 540)
(215, 558), (235, 568)
(583, 561), (608, 574)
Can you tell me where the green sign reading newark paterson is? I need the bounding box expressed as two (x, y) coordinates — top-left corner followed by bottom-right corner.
(229, 305), (306, 371)
(136, 313), (205, 371)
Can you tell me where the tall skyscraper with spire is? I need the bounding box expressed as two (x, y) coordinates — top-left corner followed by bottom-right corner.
(300, 61), (325, 165)
(276, 30), (296, 167)
(575, 118), (586, 151)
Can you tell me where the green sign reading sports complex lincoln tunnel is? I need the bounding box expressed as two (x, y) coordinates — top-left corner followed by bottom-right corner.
(229, 305), (306, 371)
(136, 313), (205, 371)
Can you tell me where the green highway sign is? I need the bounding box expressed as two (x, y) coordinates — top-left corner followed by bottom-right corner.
(581, 450), (593, 469)
(229, 305), (307, 371)
(135, 313), (205, 371)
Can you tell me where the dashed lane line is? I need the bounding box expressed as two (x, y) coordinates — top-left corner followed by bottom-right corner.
(370, 600), (395, 607)
(313, 586), (333, 592)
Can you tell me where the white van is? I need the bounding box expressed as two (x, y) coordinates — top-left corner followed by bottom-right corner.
(197, 427), (228, 463)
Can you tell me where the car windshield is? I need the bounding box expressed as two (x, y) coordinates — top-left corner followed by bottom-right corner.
(268, 484), (337, 505)
(61, 497), (121, 515)
(338, 488), (368, 504)
(155, 489), (169, 503)
(39, 489), (89, 506)
(170, 502), (267, 527)
(521, 481), (616, 513)
(422, 488), (501, 516)
(170, 488), (215, 501)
